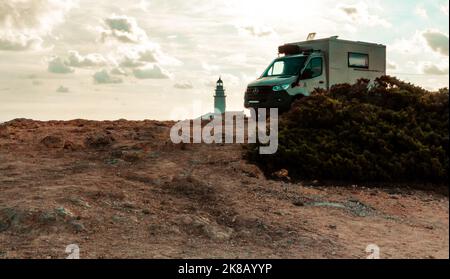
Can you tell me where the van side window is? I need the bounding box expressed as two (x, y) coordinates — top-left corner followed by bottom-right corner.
(348, 52), (369, 69)
(303, 57), (323, 79)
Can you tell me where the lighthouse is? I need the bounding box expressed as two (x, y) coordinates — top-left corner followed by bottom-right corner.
(214, 77), (226, 114)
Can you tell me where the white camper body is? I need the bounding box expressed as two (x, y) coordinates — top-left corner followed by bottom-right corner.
(290, 37), (386, 89)
(244, 36), (387, 111)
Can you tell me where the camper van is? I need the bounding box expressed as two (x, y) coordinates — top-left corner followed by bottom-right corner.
(244, 36), (386, 111)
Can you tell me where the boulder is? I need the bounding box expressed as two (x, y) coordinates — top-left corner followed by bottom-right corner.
(41, 135), (64, 148)
(85, 133), (115, 149)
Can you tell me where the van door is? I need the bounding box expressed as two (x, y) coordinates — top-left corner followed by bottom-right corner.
(299, 56), (327, 94)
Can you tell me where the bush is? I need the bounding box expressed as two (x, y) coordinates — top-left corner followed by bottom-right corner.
(247, 76), (449, 183)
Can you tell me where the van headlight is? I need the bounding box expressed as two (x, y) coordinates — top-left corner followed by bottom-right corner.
(272, 84), (290, 92)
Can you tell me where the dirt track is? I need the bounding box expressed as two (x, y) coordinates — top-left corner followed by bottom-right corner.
(0, 119), (448, 259)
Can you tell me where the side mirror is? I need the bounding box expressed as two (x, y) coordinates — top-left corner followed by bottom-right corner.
(293, 69), (313, 87)
(300, 69), (313, 80)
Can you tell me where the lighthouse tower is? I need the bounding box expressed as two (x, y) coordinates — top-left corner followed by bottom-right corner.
(214, 77), (226, 114)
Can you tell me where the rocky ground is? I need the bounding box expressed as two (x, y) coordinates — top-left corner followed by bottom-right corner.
(0, 119), (448, 259)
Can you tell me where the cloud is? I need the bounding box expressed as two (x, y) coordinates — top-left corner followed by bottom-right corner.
(138, 49), (158, 63)
(174, 82), (193, 89)
(48, 57), (74, 74)
(422, 30), (449, 56)
(238, 24), (275, 37)
(47, 51), (108, 74)
(93, 69), (123, 84)
(101, 14), (148, 44)
(68, 51), (108, 67)
(422, 64), (449, 75)
(391, 30), (449, 57)
(201, 62), (220, 72)
(115, 43), (181, 68)
(119, 55), (147, 68)
(387, 62), (397, 70)
(414, 6), (428, 19)
(338, 3), (391, 28)
(204, 73), (240, 87)
(441, 3), (449, 16)
(56, 85), (70, 93)
(135, 0), (150, 12)
(0, 0), (76, 51)
(111, 67), (128, 76)
(133, 64), (171, 79)
(0, 32), (42, 51)
(99, 14), (181, 76)
(341, 7), (358, 15)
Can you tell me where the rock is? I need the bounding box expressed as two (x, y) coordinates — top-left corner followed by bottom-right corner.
(148, 152), (160, 159)
(166, 175), (215, 201)
(0, 221), (9, 232)
(328, 225), (337, 230)
(122, 202), (136, 209)
(105, 158), (119, 165)
(205, 224), (233, 241)
(238, 229), (252, 238)
(55, 207), (73, 218)
(110, 150), (123, 158)
(5, 118), (35, 128)
(293, 200), (305, 207)
(112, 215), (127, 223)
(70, 221), (86, 233)
(122, 151), (144, 163)
(345, 200), (375, 217)
(39, 211), (57, 224)
(85, 133), (115, 149)
(0, 125), (10, 139)
(41, 135), (64, 148)
(0, 208), (21, 232)
(185, 215), (233, 241)
(310, 201), (346, 209)
(63, 141), (79, 151)
(68, 197), (91, 208)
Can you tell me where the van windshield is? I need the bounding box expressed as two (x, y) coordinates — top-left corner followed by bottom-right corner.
(262, 56), (307, 77)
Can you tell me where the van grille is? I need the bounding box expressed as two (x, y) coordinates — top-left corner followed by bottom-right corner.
(246, 86), (273, 98)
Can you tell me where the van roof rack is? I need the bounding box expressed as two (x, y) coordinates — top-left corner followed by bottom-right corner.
(278, 44), (320, 56)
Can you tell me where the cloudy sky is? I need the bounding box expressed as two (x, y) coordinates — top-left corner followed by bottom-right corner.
(0, 0), (448, 121)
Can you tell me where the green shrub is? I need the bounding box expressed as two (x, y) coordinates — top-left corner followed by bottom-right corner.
(247, 76), (449, 183)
